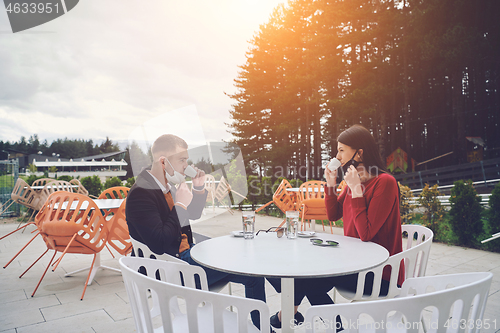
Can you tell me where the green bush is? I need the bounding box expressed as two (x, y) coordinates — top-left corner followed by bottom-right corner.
(81, 175), (103, 197)
(449, 180), (483, 248)
(25, 174), (43, 185)
(104, 177), (123, 189)
(399, 182), (415, 224)
(418, 184), (445, 235)
(125, 177), (136, 188)
(485, 182), (500, 252)
(57, 175), (73, 182)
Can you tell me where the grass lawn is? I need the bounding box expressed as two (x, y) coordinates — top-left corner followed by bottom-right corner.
(0, 174), (15, 188)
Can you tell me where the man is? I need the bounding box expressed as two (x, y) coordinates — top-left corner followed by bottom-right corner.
(126, 134), (266, 327)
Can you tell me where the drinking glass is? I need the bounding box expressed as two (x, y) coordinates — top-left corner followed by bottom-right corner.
(285, 211), (299, 239)
(242, 211), (255, 239)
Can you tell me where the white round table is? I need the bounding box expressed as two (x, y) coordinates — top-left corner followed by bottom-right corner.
(190, 232), (389, 332)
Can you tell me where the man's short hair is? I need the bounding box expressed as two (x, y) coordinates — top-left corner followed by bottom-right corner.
(151, 134), (188, 158)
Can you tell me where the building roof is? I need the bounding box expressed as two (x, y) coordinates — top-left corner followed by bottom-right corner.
(79, 150), (127, 161)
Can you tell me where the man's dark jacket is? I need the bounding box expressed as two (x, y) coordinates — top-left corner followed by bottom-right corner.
(126, 169), (207, 258)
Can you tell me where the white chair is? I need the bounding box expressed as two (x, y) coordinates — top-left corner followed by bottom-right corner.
(130, 237), (231, 294)
(305, 272), (493, 333)
(334, 225), (433, 301)
(119, 257), (270, 333)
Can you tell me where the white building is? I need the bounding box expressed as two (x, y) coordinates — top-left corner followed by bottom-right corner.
(30, 151), (128, 182)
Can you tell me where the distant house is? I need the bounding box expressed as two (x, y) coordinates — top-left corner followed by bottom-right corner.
(8, 150), (127, 182)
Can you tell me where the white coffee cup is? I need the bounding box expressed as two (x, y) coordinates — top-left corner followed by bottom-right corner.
(327, 158), (341, 171)
(184, 165), (197, 178)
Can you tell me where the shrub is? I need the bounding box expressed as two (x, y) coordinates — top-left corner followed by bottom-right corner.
(418, 184), (445, 235)
(81, 175), (103, 197)
(399, 182), (415, 224)
(449, 180), (483, 248)
(485, 182), (500, 252)
(125, 177), (136, 188)
(104, 177), (123, 189)
(57, 175), (73, 182)
(26, 174), (43, 185)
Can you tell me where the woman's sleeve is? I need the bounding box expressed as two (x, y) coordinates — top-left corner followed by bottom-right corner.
(350, 175), (398, 242)
(324, 185), (343, 222)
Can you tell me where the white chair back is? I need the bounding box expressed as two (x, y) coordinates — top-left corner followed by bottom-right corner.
(130, 236), (185, 263)
(130, 237), (229, 294)
(306, 272), (492, 333)
(120, 257), (269, 333)
(336, 224), (434, 301)
(401, 224), (434, 277)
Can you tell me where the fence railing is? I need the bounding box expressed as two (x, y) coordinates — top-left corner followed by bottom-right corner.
(394, 158), (500, 191)
(408, 193), (491, 207)
(0, 159), (19, 217)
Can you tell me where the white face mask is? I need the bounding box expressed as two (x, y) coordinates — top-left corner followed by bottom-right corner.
(164, 158), (197, 184)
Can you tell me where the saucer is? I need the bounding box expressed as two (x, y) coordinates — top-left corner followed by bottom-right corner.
(298, 231), (316, 238)
(231, 231), (245, 237)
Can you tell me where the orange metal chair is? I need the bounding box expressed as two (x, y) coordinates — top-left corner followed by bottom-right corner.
(105, 199), (132, 256)
(0, 178), (41, 240)
(2, 180), (76, 267)
(297, 180), (333, 233)
(31, 178), (55, 190)
(204, 174), (217, 213)
(214, 176), (235, 214)
(70, 178), (89, 196)
(255, 179), (297, 227)
(97, 186), (130, 257)
(20, 192), (112, 300)
(98, 186), (130, 219)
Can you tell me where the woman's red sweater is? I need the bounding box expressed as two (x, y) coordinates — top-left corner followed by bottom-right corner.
(325, 172), (405, 286)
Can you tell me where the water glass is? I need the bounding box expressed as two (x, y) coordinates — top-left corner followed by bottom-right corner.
(242, 211), (255, 239)
(285, 211), (299, 239)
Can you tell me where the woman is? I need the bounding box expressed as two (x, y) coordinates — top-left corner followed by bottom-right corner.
(269, 124), (404, 329)
(324, 124), (404, 290)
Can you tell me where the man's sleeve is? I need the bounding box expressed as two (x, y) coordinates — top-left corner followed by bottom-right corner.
(126, 187), (181, 255)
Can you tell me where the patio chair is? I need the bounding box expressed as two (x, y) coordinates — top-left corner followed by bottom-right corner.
(130, 237), (231, 294)
(0, 178), (40, 240)
(305, 271), (492, 333)
(204, 174), (217, 214)
(214, 176), (238, 214)
(297, 180), (332, 233)
(334, 224), (434, 302)
(31, 178), (55, 190)
(20, 192), (111, 300)
(120, 256), (270, 333)
(70, 178), (89, 196)
(37, 180), (74, 208)
(255, 179), (296, 228)
(98, 186), (130, 220)
(105, 199), (132, 256)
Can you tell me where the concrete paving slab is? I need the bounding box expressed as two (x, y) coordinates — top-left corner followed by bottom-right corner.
(1, 211), (499, 332)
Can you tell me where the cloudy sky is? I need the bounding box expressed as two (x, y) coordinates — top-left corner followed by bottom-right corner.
(0, 0), (284, 148)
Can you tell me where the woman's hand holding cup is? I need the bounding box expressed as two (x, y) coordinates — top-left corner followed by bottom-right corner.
(325, 158), (340, 188)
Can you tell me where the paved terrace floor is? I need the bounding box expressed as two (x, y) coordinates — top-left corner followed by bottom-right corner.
(1, 209), (499, 333)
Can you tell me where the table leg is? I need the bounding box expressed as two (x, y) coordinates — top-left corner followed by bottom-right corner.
(65, 252), (121, 285)
(281, 277), (295, 333)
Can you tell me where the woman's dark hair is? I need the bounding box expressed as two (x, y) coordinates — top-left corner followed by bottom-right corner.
(337, 124), (387, 174)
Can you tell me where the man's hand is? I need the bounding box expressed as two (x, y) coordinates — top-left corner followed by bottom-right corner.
(176, 182), (193, 207)
(191, 166), (206, 188)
